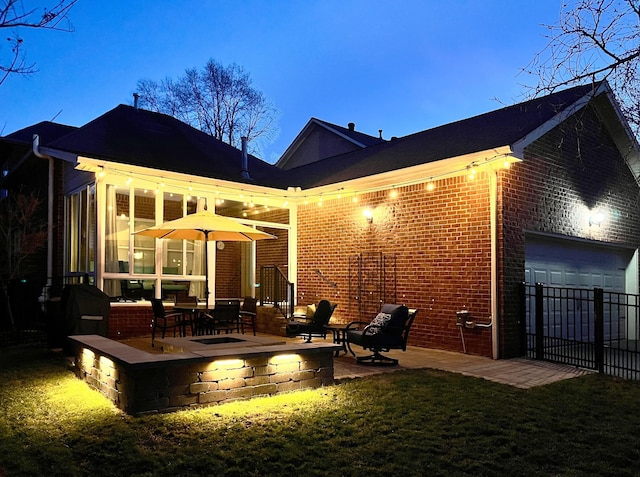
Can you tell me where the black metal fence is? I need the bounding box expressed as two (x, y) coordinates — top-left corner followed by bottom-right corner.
(520, 283), (640, 379)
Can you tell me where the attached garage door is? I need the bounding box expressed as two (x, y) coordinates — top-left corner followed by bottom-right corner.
(525, 234), (636, 341)
(525, 235), (633, 292)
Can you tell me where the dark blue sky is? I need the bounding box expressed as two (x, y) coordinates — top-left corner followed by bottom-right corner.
(1, 0), (562, 163)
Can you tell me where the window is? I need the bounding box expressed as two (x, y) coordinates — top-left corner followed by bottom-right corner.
(65, 185), (96, 280)
(104, 185), (205, 299)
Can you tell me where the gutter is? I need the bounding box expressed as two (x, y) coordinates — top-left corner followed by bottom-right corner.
(32, 134), (54, 287)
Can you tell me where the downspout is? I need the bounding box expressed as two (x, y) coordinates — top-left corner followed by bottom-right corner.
(490, 169), (499, 359)
(32, 134), (54, 287)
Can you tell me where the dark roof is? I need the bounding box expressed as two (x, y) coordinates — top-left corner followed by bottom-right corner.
(47, 105), (282, 185)
(2, 121), (78, 145)
(274, 83), (598, 188)
(311, 118), (386, 146)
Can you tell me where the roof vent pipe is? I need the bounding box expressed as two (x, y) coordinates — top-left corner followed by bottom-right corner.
(348, 122), (355, 131)
(240, 136), (251, 179)
(133, 93), (139, 110)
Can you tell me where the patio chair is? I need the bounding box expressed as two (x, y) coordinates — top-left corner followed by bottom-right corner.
(173, 291), (198, 336)
(345, 304), (418, 365)
(200, 299), (241, 335)
(239, 297), (257, 335)
(150, 298), (190, 346)
(286, 299), (337, 342)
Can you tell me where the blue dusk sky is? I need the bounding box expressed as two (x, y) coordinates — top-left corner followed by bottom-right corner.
(1, 0), (563, 163)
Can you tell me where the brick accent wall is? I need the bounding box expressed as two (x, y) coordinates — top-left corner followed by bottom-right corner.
(215, 241), (242, 297)
(500, 104), (640, 357)
(108, 305), (154, 339)
(297, 176), (494, 357)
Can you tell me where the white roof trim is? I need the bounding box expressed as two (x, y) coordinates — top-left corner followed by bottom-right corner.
(511, 83), (605, 158)
(512, 82), (640, 187)
(275, 118), (368, 168)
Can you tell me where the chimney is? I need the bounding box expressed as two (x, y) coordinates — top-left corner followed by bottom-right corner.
(379, 129), (383, 139)
(348, 122), (355, 131)
(133, 93), (140, 110)
(240, 137), (251, 179)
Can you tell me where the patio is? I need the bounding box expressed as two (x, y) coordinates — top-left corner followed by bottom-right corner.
(122, 333), (591, 389)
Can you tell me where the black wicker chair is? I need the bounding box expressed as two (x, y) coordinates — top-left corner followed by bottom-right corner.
(345, 304), (418, 365)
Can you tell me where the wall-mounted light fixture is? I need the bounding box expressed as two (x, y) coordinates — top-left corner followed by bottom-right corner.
(589, 210), (605, 227)
(363, 208), (374, 224)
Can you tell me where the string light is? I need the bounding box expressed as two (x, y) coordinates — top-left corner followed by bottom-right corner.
(78, 151), (517, 210)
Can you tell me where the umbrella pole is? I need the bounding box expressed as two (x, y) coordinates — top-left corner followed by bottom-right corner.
(204, 231), (210, 309)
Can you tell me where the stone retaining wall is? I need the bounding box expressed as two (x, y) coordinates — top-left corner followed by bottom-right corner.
(69, 335), (338, 416)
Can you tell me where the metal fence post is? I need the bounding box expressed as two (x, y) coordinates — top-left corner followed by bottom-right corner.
(517, 282), (527, 356)
(594, 287), (604, 374)
(535, 283), (544, 360)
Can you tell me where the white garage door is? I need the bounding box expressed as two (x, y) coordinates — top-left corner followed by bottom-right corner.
(525, 236), (632, 292)
(525, 235), (636, 341)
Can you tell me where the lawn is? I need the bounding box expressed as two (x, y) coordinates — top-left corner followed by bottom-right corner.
(1, 346), (639, 477)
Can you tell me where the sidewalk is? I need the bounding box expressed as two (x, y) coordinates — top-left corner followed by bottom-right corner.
(333, 345), (592, 389)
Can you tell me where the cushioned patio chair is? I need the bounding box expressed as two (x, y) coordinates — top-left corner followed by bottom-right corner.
(345, 304), (418, 365)
(286, 299), (337, 342)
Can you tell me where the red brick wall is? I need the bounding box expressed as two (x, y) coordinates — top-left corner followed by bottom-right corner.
(500, 104), (640, 357)
(214, 207), (289, 298)
(297, 176), (494, 356)
(215, 241), (241, 297)
(107, 305), (154, 339)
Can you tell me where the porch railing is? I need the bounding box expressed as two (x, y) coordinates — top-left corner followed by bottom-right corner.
(520, 283), (640, 379)
(259, 265), (294, 319)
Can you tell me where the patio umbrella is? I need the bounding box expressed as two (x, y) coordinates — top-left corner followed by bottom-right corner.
(134, 210), (275, 308)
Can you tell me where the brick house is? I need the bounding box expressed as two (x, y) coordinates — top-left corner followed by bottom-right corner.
(1, 81), (639, 358)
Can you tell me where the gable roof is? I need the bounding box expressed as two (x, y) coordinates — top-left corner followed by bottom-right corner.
(46, 105), (282, 185)
(311, 118), (386, 147)
(275, 117), (386, 169)
(273, 83), (602, 189)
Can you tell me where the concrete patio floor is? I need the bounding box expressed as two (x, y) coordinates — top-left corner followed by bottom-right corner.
(332, 344), (592, 389)
(123, 333), (592, 389)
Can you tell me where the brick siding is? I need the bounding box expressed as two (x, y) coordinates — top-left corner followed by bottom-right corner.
(500, 104), (640, 357)
(297, 176), (494, 357)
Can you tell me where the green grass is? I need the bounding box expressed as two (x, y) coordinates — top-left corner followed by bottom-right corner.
(1, 347), (640, 477)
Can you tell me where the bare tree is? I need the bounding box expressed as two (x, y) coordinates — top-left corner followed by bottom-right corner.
(524, 0), (640, 134)
(0, 192), (47, 330)
(0, 0), (77, 86)
(136, 58), (278, 152)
